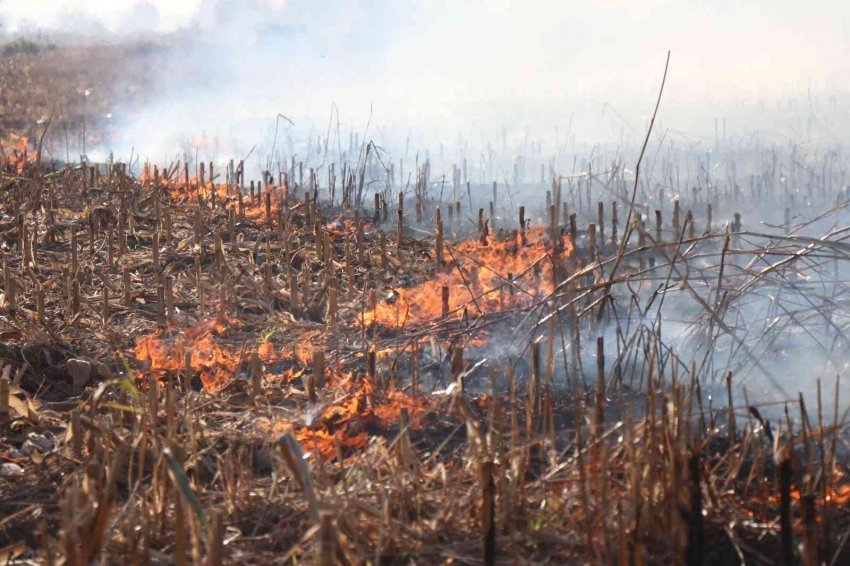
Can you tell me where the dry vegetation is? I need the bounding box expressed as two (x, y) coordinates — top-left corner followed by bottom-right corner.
(2, 43), (850, 566)
(0, 41), (155, 161)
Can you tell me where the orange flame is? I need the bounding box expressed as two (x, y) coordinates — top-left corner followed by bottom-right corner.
(256, 372), (430, 461)
(0, 137), (33, 175)
(133, 317), (236, 392)
(129, 220), (561, 460)
(364, 225), (572, 327)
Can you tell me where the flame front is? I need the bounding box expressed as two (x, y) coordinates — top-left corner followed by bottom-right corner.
(364, 225), (573, 327)
(129, 208), (569, 461)
(134, 317), (236, 393)
(0, 137), (33, 175)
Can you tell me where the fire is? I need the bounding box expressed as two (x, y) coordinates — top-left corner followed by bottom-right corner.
(166, 177), (290, 225)
(133, 317), (236, 393)
(783, 475), (850, 505)
(737, 470), (850, 524)
(264, 420), (369, 461)
(258, 340), (276, 361)
(254, 370), (429, 460)
(133, 315), (430, 460)
(326, 215), (369, 241)
(190, 135), (217, 152)
(0, 137), (33, 175)
(297, 428), (368, 460)
(169, 178), (229, 205)
(363, 225), (573, 327)
(373, 390), (430, 425)
(825, 480), (850, 504)
(128, 216), (554, 461)
(295, 382), (429, 460)
(133, 321), (332, 394)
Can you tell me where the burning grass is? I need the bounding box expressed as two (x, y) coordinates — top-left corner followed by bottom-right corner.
(3, 122), (850, 566)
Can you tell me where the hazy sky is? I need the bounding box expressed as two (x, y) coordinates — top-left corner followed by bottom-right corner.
(0, 0), (202, 32)
(3, 0), (848, 100)
(3, 0), (848, 159)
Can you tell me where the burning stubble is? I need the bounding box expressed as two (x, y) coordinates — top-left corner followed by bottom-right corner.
(6, 4), (850, 565)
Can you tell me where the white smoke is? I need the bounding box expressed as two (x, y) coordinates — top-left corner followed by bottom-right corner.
(4, 0), (850, 171)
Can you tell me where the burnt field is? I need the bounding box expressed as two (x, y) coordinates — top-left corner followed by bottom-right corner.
(3, 42), (850, 566)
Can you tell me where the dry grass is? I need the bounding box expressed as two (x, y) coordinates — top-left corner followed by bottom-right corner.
(1, 42), (850, 566)
(0, 41), (155, 160)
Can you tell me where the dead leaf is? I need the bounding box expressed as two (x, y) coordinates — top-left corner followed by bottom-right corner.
(0, 329), (22, 341)
(68, 359), (92, 392)
(26, 397), (40, 425)
(6, 395), (27, 418)
(0, 541), (26, 563)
